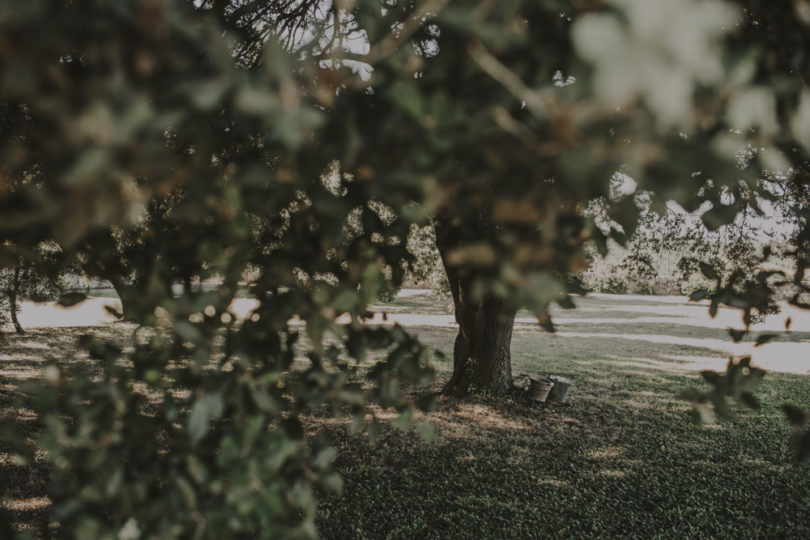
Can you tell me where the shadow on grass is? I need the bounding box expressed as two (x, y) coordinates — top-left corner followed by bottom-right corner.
(3, 294), (809, 538)
(313, 302), (810, 538)
(312, 366), (810, 540)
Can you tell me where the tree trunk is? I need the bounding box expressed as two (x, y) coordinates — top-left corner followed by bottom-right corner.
(434, 218), (516, 396)
(9, 260), (24, 334)
(9, 296), (24, 334)
(107, 276), (138, 321)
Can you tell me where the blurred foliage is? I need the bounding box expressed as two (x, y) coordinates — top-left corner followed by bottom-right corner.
(2, 0), (810, 536)
(681, 356), (766, 425)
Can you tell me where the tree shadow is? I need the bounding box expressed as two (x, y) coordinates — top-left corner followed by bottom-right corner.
(311, 370), (810, 539)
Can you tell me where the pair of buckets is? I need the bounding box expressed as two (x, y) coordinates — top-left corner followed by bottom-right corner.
(526, 375), (572, 403)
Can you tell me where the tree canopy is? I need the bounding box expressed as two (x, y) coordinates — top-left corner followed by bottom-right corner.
(2, 0), (810, 537)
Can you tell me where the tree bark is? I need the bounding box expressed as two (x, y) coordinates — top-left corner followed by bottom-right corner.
(107, 276), (138, 321)
(9, 260), (24, 334)
(9, 296), (23, 334)
(434, 217), (516, 396)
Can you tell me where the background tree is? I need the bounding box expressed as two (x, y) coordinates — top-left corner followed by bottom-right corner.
(582, 193), (774, 297)
(0, 242), (64, 334)
(77, 186), (224, 321)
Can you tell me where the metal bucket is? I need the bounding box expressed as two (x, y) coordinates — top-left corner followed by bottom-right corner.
(528, 376), (554, 402)
(547, 376), (572, 403)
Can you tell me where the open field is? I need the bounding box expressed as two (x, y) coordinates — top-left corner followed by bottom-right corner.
(2, 291), (810, 537)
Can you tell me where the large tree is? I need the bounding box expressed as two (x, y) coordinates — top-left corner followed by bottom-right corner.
(0, 243), (64, 334)
(254, 0), (810, 395)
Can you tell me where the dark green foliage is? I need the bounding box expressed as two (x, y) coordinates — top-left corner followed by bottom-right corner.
(3, 0), (810, 536)
(681, 355), (768, 426)
(0, 1), (433, 536)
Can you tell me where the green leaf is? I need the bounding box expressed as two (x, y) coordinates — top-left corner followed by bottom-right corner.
(690, 288), (710, 302)
(75, 518), (101, 539)
(571, 14), (631, 102)
(415, 394), (437, 412)
(699, 262), (719, 281)
(175, 476), (197, 509)
(754, 333), (777, 347)
(320, 472), (344, 495)
(727, 328), (746, 342)
(118, 518), (141, 540)
(174, 321), (202, 343)
(726, 87), (778, 136)
(105, 467), (123, 497)
(187, 393), (224, 443)
(692, 403), (717, 425)
(62, 148), (110, 186)
(366, 418), (382, 443)
(390, 408), (413, 431)
(189, 80), (227, 110)
(739, 391), (760, 410)
(679, 387), (705, 402)
(390, 81), (423, 120)
(186, 455), (208, 484)
(235, 86), (279, 115)
(313, 447), (338, 470)
(791, 90), (810, 152)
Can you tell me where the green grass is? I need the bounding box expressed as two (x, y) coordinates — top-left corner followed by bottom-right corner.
(3, 293), (809, 537)
(313, 294), (810, 539)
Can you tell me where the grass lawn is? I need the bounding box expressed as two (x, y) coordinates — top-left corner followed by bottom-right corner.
(311, 292), (810, 539)
(2, 291), (810, 537)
